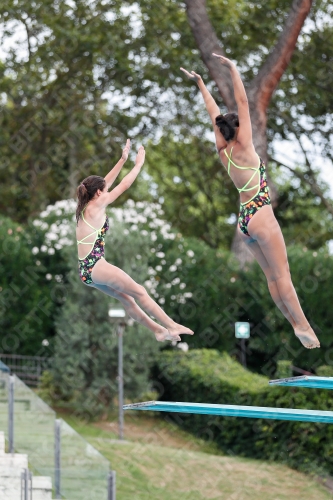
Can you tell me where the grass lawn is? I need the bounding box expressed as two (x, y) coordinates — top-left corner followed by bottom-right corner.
(57, 409), (333, 500)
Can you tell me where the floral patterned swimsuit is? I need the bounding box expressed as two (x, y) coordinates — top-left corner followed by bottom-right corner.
(224, 147), (271, 237)
(77, 208), (109, 285)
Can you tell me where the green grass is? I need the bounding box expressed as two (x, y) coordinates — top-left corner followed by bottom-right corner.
(57, 409), (333, 500)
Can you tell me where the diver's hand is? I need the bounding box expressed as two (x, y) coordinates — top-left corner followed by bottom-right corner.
(180, 67), (202, 83)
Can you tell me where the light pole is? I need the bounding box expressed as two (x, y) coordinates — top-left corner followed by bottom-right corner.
(108, 306), (126, 441)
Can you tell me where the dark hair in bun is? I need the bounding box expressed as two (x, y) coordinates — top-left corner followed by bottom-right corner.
(215, 112), (239, 142)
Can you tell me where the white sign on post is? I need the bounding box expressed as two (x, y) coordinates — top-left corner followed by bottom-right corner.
(235, 322), (250, 339)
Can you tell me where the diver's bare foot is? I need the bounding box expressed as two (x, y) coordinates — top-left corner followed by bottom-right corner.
(294, 326), (320, 349)
(155, 327), (181, 342)
(168, 323), (194, 337)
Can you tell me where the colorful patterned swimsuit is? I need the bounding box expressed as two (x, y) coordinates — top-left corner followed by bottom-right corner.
(224, 147), (271, 237)
(77, 209), (109, 285)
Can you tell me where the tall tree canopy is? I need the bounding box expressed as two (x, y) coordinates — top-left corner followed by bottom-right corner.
(0, 0), (332, 250)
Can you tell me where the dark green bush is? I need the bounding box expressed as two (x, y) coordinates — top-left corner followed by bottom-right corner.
(317, 365), (333, 377)
(152, 349), (333, 476)
(276, 360), (292, 379)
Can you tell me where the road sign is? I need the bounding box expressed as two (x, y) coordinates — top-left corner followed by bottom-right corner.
(235, 322), (250, 339)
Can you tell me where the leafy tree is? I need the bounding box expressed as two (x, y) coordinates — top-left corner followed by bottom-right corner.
(1, 0), (333, 264)
(0, 0), (151, 221)
(145, 134), (238, 249)
(135, 0), (333, 254)
(0, 214), (65, 355)
(145, 135), (333, 251)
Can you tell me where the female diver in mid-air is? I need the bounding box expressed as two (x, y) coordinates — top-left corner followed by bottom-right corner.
(181, 55), (320, 349)
(76, 140), (193, 342)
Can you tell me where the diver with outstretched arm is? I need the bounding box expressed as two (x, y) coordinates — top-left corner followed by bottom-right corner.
(180, 55), (319, 349)
(76, 139), (194, 342)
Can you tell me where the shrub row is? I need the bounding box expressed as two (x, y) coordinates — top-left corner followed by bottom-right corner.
(152, 349), (333, 476)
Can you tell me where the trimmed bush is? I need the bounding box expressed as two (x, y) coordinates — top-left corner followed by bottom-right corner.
(152, 349), (333, 476)
(276, 360), (292, 379)
(317, 365), (333, 377)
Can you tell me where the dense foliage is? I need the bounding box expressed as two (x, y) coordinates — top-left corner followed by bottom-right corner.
(0, 0), (332, 249)
(2, 199), (333, 376)
(0, 214), (67, 355)
(149, 225), (333, 374)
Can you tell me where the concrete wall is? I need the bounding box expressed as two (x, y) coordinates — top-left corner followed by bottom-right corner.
(0, 431), (53, 500)
(32, 476), (53, 500)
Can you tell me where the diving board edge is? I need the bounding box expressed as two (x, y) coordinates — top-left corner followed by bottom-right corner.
(269, 375), (333, 389)
(123, 401), (333, 423)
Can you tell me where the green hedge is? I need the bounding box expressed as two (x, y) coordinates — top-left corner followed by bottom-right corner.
(152, 349), (333, 476)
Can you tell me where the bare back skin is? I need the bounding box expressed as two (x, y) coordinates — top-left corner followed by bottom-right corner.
(181, 56), (320, 349)
(219, 143), (260, 205)
(77, 203), (107, 260)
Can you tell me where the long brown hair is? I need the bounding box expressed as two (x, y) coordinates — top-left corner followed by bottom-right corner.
(76, 175), (106, 224)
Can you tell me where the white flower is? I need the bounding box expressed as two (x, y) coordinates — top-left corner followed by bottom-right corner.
(32, 247), (39, 255)
(169, 265), (177, 272)
(46, 274), (52, 280)
(156, 252), (165, 258)
(187, 250), (194, 257)
(179, 283), (186, 289)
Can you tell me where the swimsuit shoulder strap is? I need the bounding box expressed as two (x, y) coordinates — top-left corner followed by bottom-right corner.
(224, 147), (260, 171)
(224, 148), (261, 196)
(81, 206), (98, 231)
(77, 206), (99, 245)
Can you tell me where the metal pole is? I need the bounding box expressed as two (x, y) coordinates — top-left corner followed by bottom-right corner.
(240, 339), (246, 368)
(118, 323), (125, 441)
(21, 470), (24, 500)
(107, 470), (116, 500)
(55, 419), (61, 498)
(21, 469), (31, 500)
(8, 375), (14, 453)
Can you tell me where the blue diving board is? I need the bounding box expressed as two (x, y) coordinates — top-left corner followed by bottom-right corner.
(123, 401), (333, 424)
(269, 375), (333, 390)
